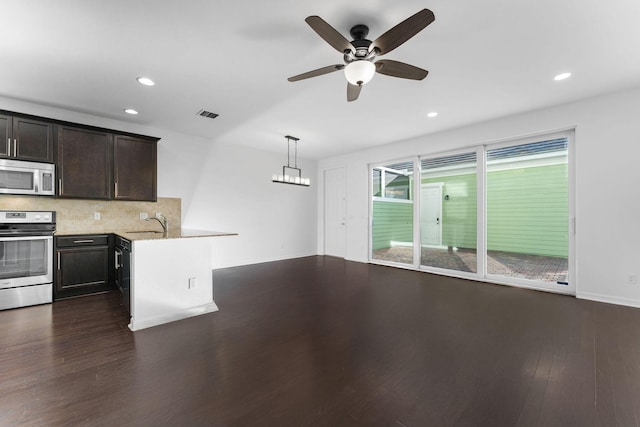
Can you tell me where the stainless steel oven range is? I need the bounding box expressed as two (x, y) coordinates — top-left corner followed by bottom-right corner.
(0, 211), (55, 310)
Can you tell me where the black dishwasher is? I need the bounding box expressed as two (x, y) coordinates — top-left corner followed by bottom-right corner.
(114, 236), (131, 314)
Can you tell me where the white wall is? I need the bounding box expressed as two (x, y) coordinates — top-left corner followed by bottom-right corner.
(317, 86), (640, 308)
(183, 142), (318, 269)
(0, 97), (318, 269)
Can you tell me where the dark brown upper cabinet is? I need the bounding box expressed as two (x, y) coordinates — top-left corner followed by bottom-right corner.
(1, 108), (159, 201)
(0, 113), (54, 163)
(57, 126), (113, 199)
(114, 135), (157, 202)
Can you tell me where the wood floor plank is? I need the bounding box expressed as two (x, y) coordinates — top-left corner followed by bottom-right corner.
(1, 256), (640, 426)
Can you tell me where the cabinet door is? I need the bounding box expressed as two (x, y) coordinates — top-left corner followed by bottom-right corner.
(114, 135), (157, 201)
(13, 117), (54, 162)
(56, 246), (110, 293)
(57, 126), (112, 199)
(0, 114), (11, 158)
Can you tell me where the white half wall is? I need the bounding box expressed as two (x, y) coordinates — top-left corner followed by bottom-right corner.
(183, 142), (318, 269)
(130, 237), (218, 331)
(317, 86), (640, 308)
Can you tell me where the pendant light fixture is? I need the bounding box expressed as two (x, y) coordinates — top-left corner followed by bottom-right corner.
(272, 135), (310, 186)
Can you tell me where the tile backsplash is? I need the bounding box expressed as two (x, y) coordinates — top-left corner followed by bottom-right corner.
(0, 196), (181, 235)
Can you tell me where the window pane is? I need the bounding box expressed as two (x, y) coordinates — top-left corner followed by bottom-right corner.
(486, 138), (568, 284)
(385, 172), (410, 199)
(371, 161), (414, 265)
(372, 169), (381, 197)
(420, 152), (477, 273)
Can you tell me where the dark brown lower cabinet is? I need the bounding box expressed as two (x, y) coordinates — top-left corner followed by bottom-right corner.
(55, 235), (115, 299)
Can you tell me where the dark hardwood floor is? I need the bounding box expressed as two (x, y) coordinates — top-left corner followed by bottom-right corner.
(1, 256), (639, 426)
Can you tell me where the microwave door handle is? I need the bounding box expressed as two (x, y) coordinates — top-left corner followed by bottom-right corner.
(34, 170), (40, 193)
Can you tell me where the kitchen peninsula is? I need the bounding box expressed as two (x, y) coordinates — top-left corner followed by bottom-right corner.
(2, 195), (237, 331)
(119, 229), (237, 331)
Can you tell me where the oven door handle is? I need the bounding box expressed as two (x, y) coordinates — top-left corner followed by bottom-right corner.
(0, 235), (53, 241)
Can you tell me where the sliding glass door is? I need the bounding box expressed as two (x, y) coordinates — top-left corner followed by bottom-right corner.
(486, 137), (569, 286)
(419, 151), (478, 274)
(371, 160), (415, 266)
(369, 132), (573, 293)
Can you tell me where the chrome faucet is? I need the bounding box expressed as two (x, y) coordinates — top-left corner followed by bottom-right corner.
(145, 213), (168, 237)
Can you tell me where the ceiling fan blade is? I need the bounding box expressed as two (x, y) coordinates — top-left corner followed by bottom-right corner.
(288, 64), (345, 82)
(372, 9), (435, 55)
(347, 83), (362, 102)
(375, 59), (428, 80)
(305, 16), (353, 53)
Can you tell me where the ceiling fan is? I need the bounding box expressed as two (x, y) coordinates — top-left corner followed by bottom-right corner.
(288, 9), (435, 102)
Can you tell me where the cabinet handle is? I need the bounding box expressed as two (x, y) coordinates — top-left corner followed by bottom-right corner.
(58, 179), (62, 195)
(5, 138), (9, 156)
(115, 182), (118, 197)
(115, 251), (120, 269)
(57, 252), (61, 270)
(73, 239), (94, 244)
(13, 139), (16, 157)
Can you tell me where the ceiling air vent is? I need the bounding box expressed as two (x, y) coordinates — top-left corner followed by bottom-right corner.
(197, 109), (219, 119)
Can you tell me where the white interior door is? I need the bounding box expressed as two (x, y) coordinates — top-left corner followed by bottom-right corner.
(324, 167), (346, 258)
(421, 184), (442, 246)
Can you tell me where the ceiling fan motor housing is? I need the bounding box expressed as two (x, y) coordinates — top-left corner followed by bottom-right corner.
(349, 24), (373, 59)
(350, 24), (369, 39)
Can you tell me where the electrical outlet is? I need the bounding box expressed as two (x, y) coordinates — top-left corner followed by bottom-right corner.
(188, 277), (197, 289)
(155, 212), (162, 218)
(139, 212), (148, 220)
(94, 212), (101, 220)
(626, 274), (637, 285)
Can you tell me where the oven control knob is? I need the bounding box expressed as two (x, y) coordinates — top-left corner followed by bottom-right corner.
(35, 215), (41, 220)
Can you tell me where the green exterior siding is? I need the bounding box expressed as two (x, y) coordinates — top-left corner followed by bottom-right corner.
(372, 200), (413, 250)
(372, 163), (567, 257)
(487, 163), (568, 257)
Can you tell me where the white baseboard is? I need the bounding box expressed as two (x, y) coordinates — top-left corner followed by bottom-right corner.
(212, 252), (319, 270)
(577, 292), (640, 309)
(129, 302), (219, 331)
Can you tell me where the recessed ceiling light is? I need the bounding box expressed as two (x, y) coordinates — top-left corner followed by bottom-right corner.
(124, 108), (139, 115)
(427, 111), (438, 118)
(137, 77), (155, 86)
(554, 72), (572, 81)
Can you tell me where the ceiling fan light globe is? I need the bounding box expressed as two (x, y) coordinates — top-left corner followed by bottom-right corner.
(344, 60), (375, 86)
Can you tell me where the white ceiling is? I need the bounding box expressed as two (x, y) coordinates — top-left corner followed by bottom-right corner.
(2, 1), (640, 159)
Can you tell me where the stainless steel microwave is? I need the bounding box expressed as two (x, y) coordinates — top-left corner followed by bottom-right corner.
(0, 159), (55, 196)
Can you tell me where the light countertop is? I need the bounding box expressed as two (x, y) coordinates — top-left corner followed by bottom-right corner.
(57, 228), (237, 241)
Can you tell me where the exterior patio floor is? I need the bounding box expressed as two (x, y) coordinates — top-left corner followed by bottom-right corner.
(372, 246), (568, 284)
